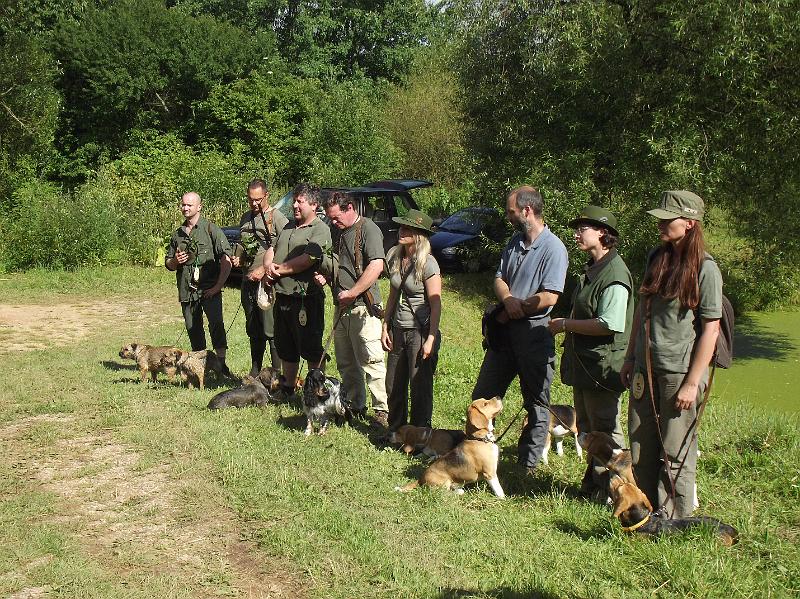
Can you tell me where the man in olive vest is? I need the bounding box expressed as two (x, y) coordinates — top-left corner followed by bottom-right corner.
(165, 191), (233, 375)
(231, 179), (289, 376)
(321, 191), (389, 428)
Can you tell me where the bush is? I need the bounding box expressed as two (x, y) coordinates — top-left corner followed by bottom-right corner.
(87, 132), (269, 265)
(0, 179), (119, 270)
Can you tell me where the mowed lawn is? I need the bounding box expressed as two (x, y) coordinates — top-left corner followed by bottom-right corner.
(1, 266), (798, 598)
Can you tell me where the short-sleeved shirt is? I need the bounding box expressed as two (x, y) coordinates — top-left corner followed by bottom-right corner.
(332, 217), (385, 307)
(389, 255), (440, 329)
(272, 217), (333, 297)
(238, 207), (289, 276)
(596, 285), (630, 333)
(496, 225), (568, 319)
(634, 253), (723, 373)
(166, 216), (231, 302)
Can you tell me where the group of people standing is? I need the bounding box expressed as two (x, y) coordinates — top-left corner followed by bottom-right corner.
(165, 180), (722, 520)
(164, 180), (443, 434)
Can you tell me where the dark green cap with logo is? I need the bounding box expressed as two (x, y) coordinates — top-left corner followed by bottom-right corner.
(568, 205), (619, 236)
(647, 190), (705, 221)
(393, 209), (434, 234)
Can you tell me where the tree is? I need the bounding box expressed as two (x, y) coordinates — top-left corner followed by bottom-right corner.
(452, 0), (800, 307)
(49, 0), (278, 179)
(170, 0), (433, 82)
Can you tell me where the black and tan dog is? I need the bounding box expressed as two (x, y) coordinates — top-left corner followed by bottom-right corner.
(608, 472), (739, 546)
(302, 369), (352, 436)
(119, 343), (183, 384)
(531, 404), (583, 465)
(207, 367), (283, 409)
(389, 425), (466, 459)
(396, 397), (505, 498)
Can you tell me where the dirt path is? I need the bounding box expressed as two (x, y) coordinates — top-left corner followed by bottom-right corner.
(0, 299), (179, 354)
(0, 300), (307, 598)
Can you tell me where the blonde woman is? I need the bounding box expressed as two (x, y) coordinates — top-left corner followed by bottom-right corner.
(381, 209), (442, 432)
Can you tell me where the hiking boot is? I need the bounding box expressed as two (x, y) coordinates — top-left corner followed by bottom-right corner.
(373, 410), (389, 429)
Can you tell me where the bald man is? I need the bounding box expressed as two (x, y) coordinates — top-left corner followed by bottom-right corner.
(165, 192), (233, 375)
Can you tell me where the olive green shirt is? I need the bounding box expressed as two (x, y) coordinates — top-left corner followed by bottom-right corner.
(389, 255), (440, 329)
(332, 217), (385, 307)
(634, 254), (723, 373)
(238, 207), (289, 276)
(272, 217), (333, 297)
(166, 216), (232, 302)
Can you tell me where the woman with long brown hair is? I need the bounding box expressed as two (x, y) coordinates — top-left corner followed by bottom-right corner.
(620, 191), (722, 518)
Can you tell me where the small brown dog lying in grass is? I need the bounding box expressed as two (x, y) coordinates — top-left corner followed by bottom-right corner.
(608, 472), (739, 546)
(389, 425), (466, 459)
(172, 349), (228, 390)
(119, 343), (183, 384)
(396, 397), (505, 498)
(207, 367), (282, 409)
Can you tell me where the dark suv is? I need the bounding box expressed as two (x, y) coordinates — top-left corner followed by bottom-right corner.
(223, 179), (431, 286)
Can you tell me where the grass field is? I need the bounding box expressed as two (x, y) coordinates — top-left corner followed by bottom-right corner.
(1, 266), (798, 598)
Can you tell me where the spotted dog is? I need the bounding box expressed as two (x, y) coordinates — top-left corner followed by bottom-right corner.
(301, 369), (352, 436)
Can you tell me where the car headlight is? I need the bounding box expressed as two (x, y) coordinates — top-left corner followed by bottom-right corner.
(440, 246), (458, 257)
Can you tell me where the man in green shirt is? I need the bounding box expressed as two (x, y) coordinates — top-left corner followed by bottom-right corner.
(165, 192), (233, 375)
(231, 179), (289, 376)
(264, 184), (334, 395)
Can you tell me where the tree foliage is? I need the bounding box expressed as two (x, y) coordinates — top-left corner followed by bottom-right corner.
(452, 0), (800, 305)
(170, 0), (432, 82)
(49, 0), (277, 173)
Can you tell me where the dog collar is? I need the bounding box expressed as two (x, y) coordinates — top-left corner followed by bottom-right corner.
(621, 513), (651, 532)
(470, 433), (496, 443)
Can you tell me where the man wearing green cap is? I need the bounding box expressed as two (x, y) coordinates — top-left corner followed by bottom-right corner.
(472, 185), (569, 473)
(321, 192), (389, 428)
(621, 190), (722, 518)
(548, 205), (633, 499)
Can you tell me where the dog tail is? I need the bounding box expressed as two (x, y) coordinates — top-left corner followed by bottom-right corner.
(394, 480), (419, 493)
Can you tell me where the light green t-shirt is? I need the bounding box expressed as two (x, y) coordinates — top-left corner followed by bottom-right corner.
(596, 284), (630, 334)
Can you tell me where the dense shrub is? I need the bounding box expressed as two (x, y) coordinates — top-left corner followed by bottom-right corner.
(0, 179), (119, 270)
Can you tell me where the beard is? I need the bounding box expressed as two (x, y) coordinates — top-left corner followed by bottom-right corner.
(512, 216), (531, 233)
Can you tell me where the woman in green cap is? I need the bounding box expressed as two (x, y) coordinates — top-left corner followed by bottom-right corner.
(381, 209), (442, 432)
(620, 190), (722, 519)
(548, 205), (633, 500)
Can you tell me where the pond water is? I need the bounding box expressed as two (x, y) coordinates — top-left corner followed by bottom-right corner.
(714, 311), (800, 415)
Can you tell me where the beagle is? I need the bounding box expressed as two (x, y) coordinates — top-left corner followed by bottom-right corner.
(388, 425), (466, 459)
(395, 397), (505, 498)
(609, 473), (738, 546)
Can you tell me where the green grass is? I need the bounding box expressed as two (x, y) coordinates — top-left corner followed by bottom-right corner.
(1, 268), (799, 598)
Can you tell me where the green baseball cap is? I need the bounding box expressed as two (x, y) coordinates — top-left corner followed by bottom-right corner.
(393, 209), (434, 234)
(568, 205), (619, 236)
(647, 190), (705, 221)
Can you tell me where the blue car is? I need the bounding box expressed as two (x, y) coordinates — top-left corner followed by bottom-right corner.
(430, 206), (505, 272)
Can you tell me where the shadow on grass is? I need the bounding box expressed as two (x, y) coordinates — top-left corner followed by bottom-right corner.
(552, 518), (615, 541)
(734, 314), (796, 361)
(101, 359), (137, 372)
(436, 587), (562, 599)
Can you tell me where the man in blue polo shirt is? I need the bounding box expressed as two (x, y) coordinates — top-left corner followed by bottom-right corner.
(472, 185), (569, 472)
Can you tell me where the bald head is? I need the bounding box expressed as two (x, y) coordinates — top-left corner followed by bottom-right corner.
(180, 192), (202, 222)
